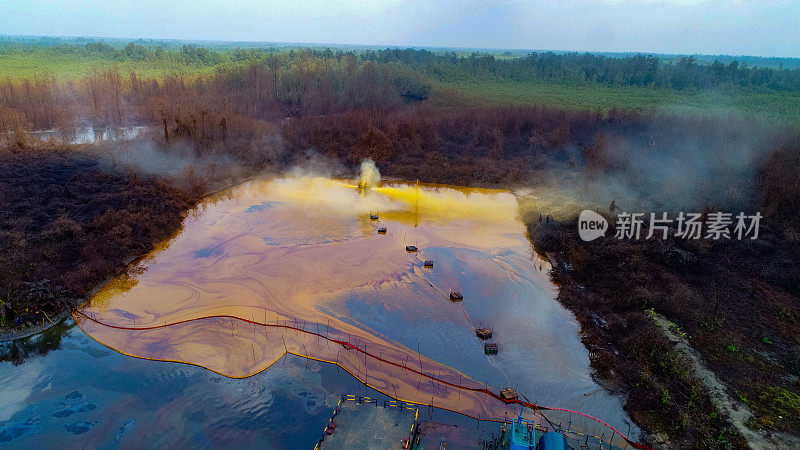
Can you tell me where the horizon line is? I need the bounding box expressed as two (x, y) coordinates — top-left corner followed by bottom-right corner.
(3, 33), (798, 61)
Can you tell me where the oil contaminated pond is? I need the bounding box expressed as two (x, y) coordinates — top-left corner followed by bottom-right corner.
(0, 177), (639, 448)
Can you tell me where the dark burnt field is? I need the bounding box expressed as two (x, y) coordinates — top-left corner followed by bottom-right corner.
(0, 149), (198, 330)
(527, 215), (800, 447)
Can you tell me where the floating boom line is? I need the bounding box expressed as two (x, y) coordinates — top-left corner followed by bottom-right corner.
(72, 308), (651, 450)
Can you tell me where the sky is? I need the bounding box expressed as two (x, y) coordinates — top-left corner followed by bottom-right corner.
(1, 0), (798, 57)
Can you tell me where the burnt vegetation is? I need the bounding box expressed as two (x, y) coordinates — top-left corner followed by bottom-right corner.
(1, 43), (800, 447)
(0, 149), (197, 328)
(531, 215), (800, 447)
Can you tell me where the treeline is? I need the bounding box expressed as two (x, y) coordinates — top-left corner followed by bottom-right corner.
(5, 39), (800, 92)
(283, 105), (590, 186)
(0, 57), (430, 139)
(372, 50), (800, 91)
(285, 106), (791, 203)
(0, 40), (250, 66)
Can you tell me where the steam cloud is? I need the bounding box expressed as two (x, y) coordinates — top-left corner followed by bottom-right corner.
(359, 158), (381, 189)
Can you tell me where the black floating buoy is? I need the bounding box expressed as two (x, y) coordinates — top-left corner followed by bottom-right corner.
(499, 388), (518, 401)
(406, 245), (418, 252)
(377, 227), (387, 234)
(423, 260), (434, 268)
(449, 291), (463, 302)
(370, 214), (379, 220)
(484, 343), (498, 355)
(475, 328), (492, 340)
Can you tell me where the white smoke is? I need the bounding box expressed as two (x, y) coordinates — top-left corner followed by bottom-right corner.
(359, 158), (381, 189)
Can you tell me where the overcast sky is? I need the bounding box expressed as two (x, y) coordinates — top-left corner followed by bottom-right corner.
(1, 0), (798, 57)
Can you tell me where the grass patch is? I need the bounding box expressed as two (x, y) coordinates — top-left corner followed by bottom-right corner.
(0, 52), (234, 81)
(753, 387), (800, 431)
(438, 79), (800, 123)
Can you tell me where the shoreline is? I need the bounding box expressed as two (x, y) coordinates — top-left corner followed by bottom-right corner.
(0, 175), (249, 345)
(0, 309), (73, 343)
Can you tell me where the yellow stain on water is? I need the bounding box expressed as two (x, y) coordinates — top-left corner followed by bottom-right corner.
(89, 271), (140, 310)
(371, 184), (518, 222)
(74, 176), (548, 421)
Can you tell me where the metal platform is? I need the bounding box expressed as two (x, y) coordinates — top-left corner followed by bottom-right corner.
(315, 395), (419, 449)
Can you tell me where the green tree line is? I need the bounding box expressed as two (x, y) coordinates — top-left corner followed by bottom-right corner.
(4, 39), (800, 92)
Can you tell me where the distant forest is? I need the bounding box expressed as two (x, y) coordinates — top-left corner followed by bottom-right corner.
(3, 38), (800, 92)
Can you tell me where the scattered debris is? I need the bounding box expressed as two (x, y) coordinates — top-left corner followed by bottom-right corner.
(583, 388), (602, 397)
(405, 245), (418, 252)
(377, 227), (387, 234)
(423, 260), (433, 268)
(449, 291), (463, 302)
(475, 328), (492, 340)
(484, 343), (498, 355)
(590, 313), (608, 329)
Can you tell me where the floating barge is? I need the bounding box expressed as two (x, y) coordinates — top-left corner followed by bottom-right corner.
(449, 291), (463, 302)
(370, 214), (379, 220)
(377, 227), (387, 234)
(316, 395), (420, 449)
(423, 260), (434, 268)
(484, 343), (498, 355)
(405, 245), (418, 252)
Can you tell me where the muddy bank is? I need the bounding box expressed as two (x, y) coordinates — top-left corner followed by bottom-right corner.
(0, 310), (72, 343)
(0, 253), (140, 344)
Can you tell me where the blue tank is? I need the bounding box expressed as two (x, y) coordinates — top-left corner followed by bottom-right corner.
(505, 416), (568, 450)
(536, 431), (568, 450)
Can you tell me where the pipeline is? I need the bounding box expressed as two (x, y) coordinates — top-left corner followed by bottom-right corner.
(72, 308), (652, 449)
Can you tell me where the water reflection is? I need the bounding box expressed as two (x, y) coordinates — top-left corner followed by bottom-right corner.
(0, 320), (375, 448)
(29, 126), (151, 145)
(0, 317), (73, 366)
